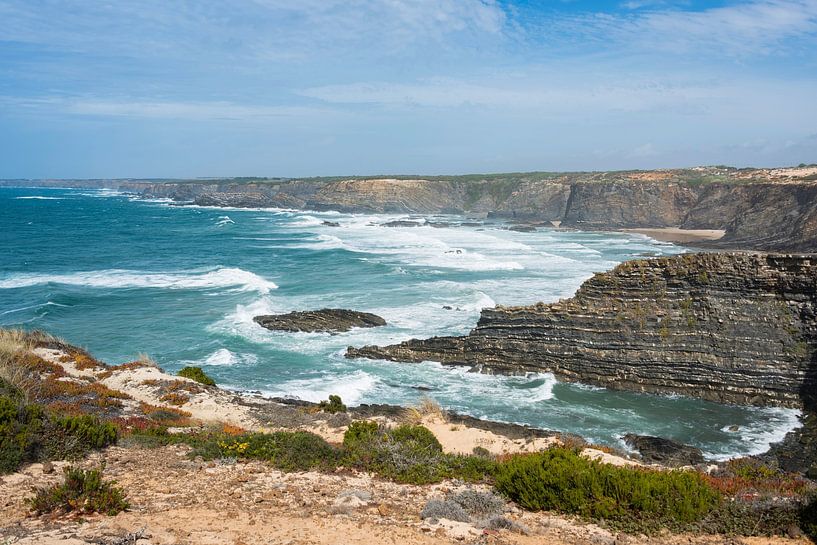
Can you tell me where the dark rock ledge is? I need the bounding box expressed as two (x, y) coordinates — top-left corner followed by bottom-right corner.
(254, 308), (386, 334)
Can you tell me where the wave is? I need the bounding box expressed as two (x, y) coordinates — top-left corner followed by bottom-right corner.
(707, 407), (802, 461)
(15, 196), (62, 200)
(0, 300), (68, 316)
(0, 267), (277, 294)
(189, 348), (258, 367)
(261, 370), (378, 405)
(215, 215), (235, 226)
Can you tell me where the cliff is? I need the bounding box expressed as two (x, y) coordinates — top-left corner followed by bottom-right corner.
(117, 166), (817, 252)
(347, 253), (817, 410)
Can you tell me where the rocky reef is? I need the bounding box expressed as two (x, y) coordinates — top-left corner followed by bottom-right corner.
(254, 308), (386, 333)
(347, 253), (817, 409)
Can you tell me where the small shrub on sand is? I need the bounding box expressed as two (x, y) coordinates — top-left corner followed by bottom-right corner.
(342, 423), (495, 485)
(0, 395), (43, 473)
(1, 395), (117, 474)
(318, 394), (346, 414)
(29, 465), (128, 516)
(343, 420), (379, 449)
(494, 447), (720, 530)
(177, 366), (216, 386)
(217, 431), (339, 471)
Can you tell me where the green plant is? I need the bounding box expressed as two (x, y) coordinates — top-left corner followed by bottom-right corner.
(177, 366), (216, 386)
(342, 423), (495, 485)
(343, 420), (379, 449)
(318, 394), (346, 414)
(494, 447), (720, 528)
(29, 465), (129, 516)
(217, 431), (339, 471)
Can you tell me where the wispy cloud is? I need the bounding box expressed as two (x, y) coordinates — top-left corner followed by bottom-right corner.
(554, 0), (817, 56)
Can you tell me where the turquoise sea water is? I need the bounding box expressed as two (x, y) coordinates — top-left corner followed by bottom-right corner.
(0, 186), (800, 459)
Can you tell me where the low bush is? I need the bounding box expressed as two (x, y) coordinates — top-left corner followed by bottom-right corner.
(494, 447), (720, 530)
(318, 394), (346, 414)
(0, 395), (43, 473)
(343, 420), (379, 449)
(29, 465), (129, 516)
(342, 422), (495, 485)
(177, 366), (216, 387)
(1, 395), (118, 474)
(217, 431), (339, 471)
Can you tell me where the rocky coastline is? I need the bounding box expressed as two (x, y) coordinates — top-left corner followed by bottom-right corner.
(107, 165), (817, 252)
(346, 252), (817, 474)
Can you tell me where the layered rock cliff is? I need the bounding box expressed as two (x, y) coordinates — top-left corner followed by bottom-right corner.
(347, 253), (817, 410)
(120, 166), (817, 252)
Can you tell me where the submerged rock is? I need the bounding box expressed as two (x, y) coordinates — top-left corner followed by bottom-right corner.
(381, 220), (422, 227)
(623, 434), (705, 466)
(322, 220), (340, 227)
(254, 309), (386, 333)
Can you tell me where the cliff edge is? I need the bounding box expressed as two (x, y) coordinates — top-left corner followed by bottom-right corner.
(347, 252), (817, 410)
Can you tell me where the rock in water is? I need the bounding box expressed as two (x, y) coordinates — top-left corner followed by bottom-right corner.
(623, 434), (705, 466)
(347, 252), (817, 408)
(254, 309), (386, 333)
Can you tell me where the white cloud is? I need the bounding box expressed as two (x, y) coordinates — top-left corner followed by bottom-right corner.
(1, 96), (334, 121)
(569, 0), (817, 55)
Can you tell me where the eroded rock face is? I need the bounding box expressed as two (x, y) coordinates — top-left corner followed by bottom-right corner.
(254, 309), (386, 333)
(623, 434), (705, 466)
(347, 253), (817, 408)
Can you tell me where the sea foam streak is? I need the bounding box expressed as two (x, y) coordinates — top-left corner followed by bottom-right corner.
(262, 370), (379, 404)
(0, 268), (277, 294)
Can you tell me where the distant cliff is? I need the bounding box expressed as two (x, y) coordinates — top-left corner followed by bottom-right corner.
(347, 253), (817, 410)
(118, 166), (817, 252)
(4, 166), (817, 252)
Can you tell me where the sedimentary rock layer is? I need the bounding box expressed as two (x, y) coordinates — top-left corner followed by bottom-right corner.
(347, 253), (817, 409)
(118, 167), (817, 252)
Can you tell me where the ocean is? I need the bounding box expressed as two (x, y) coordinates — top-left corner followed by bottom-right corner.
(0, 186), (800, 459)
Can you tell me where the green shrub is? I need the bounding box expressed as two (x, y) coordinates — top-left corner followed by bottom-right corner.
(386, 424), (442, 453)
(494, 447), (720, 528)
(318, 394), (346, 414)
(1, 395), (119, 474)
(218, 431), (339, 471)
(343, 420), (379, 449)
(0, 395), (43, 474)
(55, 415), (117, 449)
(29, 466), (129, 516)
(177, 366), (215, 386)
(341, 423), (494, 485)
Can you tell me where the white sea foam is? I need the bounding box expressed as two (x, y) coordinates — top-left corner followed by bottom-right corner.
(15, 196), (62, 200)
(215, 215), (235, 226)
(0, 267), (277, 294)
(189, 348), (258, 367)
(707, 407), (802, 461)
(262, 370), (379, 404)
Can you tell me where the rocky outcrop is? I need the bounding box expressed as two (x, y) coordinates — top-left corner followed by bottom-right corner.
(623, 434), (705, 467)
(254, 309), (386, 333)
(347, 253), (817, 409)
(117, 166), (817, 252)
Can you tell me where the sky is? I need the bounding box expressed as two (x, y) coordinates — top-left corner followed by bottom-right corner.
(0, 0), (816, 178)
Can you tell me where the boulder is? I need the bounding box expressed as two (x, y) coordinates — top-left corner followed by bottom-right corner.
(254, 309), (386, 333)
(623, 434), (705, 466)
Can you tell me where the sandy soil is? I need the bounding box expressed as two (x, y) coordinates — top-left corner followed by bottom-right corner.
(4, 345), (804, 545)
(1, 447), (808, 545)
(622, 228), (726, 243)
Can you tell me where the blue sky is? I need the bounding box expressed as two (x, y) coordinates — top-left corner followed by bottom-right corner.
(0, 0), (815, 178)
